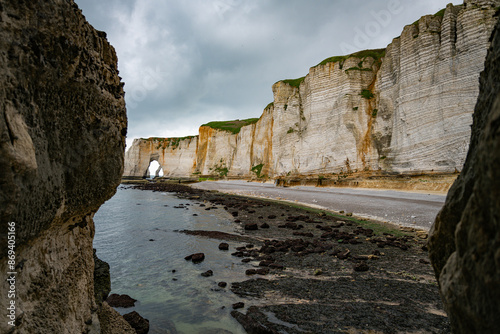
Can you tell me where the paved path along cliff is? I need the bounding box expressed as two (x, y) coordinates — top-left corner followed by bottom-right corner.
(192, 180), (446, 231)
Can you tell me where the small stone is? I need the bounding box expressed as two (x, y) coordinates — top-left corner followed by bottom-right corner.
(354, 262), (369, 272)
(241, 258), (251, 263)
(259, 260), (272, 267)
(256, 268), (269, 275)
(218, 243), (229, 251)
(346, 212), (353, 217)
(185, 253), (205, 263)
(244, 223), (258, 230)
(313, 269), (323, 276)
(232, 302), (245, 309)
(245, 269), (257, 275)
(201, 270), (213, 277)
(218, 282), (227, 288)
(260, 223), (270, 228)
(269, 263), (284, 270)
(417, 231), (428, 239)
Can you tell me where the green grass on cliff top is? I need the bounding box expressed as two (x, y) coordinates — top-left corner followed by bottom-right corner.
(141, 135), (196, 141)
(201, 118), (260, 134)
(280, 76), (306, 88)
(314, 48), (386, 68)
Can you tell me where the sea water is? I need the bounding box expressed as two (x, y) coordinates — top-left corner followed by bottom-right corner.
(93, 186), (249, 334)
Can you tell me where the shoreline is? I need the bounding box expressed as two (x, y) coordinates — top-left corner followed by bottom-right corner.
(130, 182), (449, 333)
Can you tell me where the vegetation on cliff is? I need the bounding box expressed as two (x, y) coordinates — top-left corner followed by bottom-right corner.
(141, 136), (197, 149)
(314, 48), (386, 68)
(280, 76), (306, 88)
(201, 118), (259, 134)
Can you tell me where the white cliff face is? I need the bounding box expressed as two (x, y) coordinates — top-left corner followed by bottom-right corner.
(272, 56), (381, 177)
(195, 127), (237, 176)
(124, 1), (499, 180)
(123, 137), (198, 177)
(375, 3), (499, 173)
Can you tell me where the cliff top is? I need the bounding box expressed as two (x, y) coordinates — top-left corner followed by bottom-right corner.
(313, 48), (386, 68)
(201, 118), (260, 134)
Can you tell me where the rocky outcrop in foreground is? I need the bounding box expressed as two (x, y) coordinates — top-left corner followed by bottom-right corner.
(0, 0), (127, 333)
(125, 0), (500, 182)
(429, 12), (500, 333)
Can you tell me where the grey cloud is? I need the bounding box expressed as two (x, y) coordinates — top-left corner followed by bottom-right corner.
(75, 0), (461, 147)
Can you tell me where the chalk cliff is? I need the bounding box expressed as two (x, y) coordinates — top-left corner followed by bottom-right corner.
(0, 0), (127, 333)
(429, 12), (500, 333)
(124, 136), (198, 177)
(124, 1), (499, 182)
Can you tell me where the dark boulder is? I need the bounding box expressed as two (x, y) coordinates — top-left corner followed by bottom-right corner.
(105, 294), (137, 308)
(428, 17), (500, 333)
(123, 311), (150, 334)
(218, 243), (229, 251)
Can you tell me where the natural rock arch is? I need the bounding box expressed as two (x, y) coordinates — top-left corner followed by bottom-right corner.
(147, 159), (164, 178)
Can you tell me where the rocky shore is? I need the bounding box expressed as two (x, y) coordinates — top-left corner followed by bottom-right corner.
(132, 182), (449, 333)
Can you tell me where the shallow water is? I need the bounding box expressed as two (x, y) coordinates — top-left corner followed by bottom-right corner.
(93, 186), (249, 334)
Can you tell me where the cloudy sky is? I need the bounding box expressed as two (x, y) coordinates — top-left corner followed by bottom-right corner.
(76, 0), (461, 148)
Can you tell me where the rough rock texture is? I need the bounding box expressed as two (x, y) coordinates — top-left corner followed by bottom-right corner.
(97, 302), (136, 334)
(93, 249), (111, 306)
(375, 2), (498, 173)
(124, 1), (499, 181)
(124, 136), (197, 177)
(429, 10), (500, 333)
(0, 0), (127, 333)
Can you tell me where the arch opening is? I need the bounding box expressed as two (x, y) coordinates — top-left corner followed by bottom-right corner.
(147, 160), (164, 179)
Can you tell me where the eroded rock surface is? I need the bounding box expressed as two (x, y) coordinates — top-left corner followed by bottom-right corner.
(429, 9), (500, 333)
(0, 0), (126, 332)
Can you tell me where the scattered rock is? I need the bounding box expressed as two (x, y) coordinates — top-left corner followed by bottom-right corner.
(269, 263), (284, 270)
(313, 269), (323, 276)
(201, 270), (213, 277)
(260, 223), (270, 228)
(232, 302), (245, 309)
(218, 282), (227, 288)
(123, 311), (150, 334)
(218, 243), (229, 250)
(256, 268), (269, 275)
(245, 269), (257, 275)
(105, 294), (137, 308)
(185, 253), (205, 263)
(353, 262), (369, 272)
(244, 223), (258, 230)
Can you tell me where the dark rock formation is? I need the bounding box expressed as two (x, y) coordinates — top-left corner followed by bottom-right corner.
(94, 249), (111, 305)
(218, 242), (229, 250)
(201, 270), (213, 277)
(0, 0), (126, 332)
(185, 252), (205, 263)
(429, 14), (500, 333)
(123, 311), (150, 334)
(106, 294), (137, 308)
